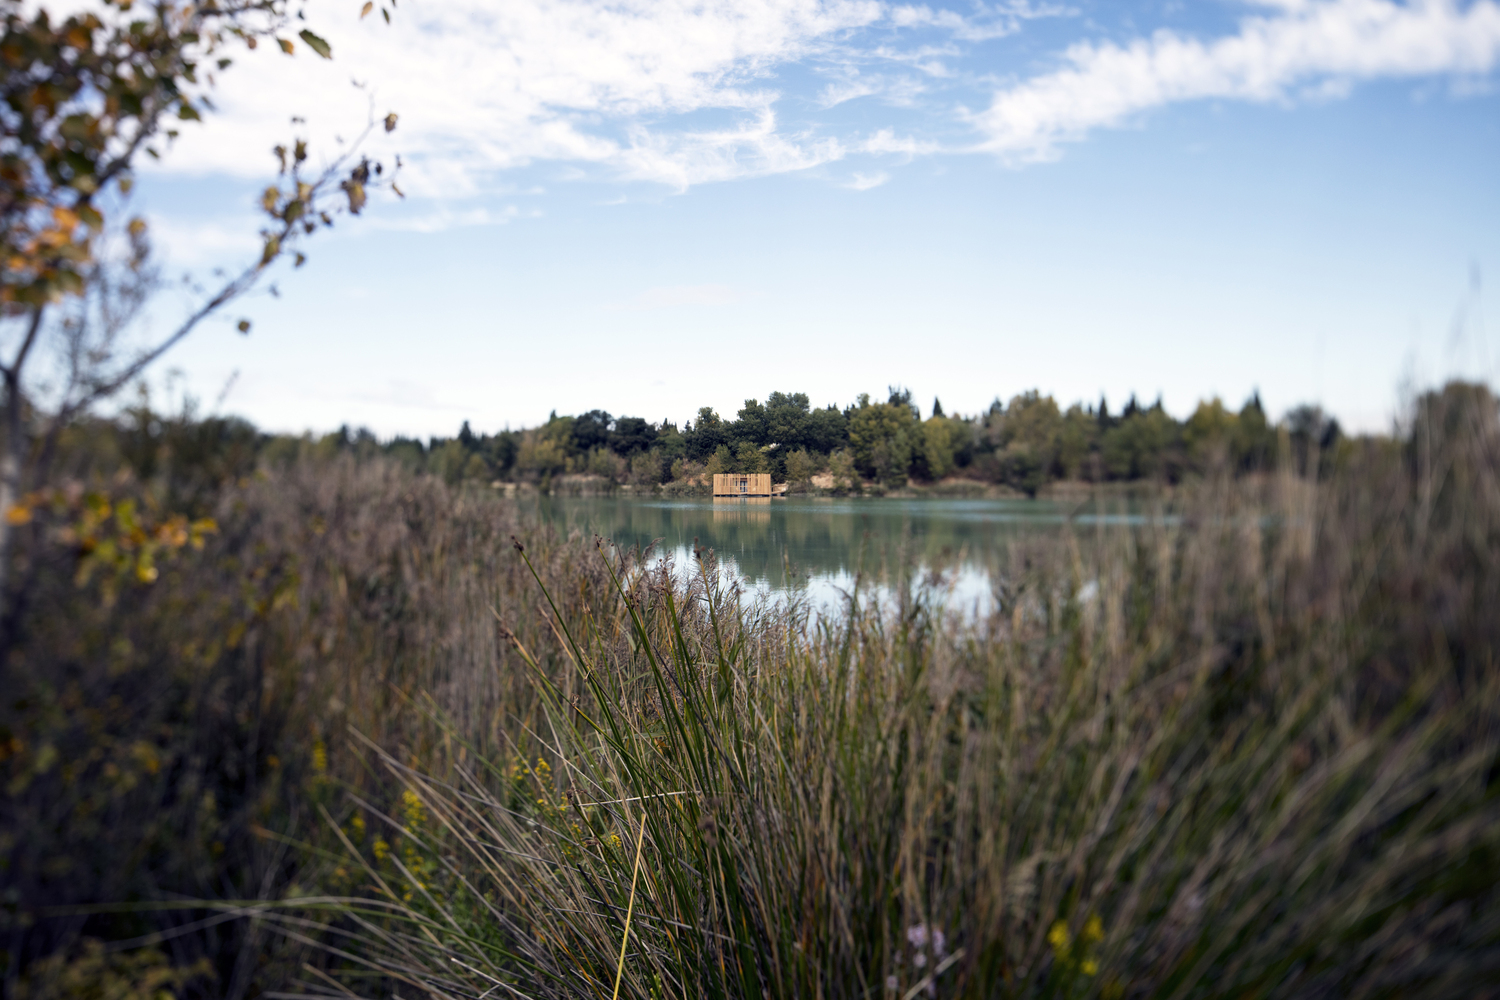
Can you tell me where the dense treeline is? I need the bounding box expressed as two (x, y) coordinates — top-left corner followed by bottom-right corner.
(289, 386), (1346, 496)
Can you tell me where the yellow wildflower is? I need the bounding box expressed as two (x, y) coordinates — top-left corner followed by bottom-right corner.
(1082, 913), (1104, 944)
(1047, 920), (1070, 953)
(402, 789), (426, 829)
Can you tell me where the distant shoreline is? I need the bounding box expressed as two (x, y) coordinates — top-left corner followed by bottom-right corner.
(491, 474), (1175, 502)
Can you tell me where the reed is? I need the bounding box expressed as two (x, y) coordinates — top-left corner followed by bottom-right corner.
(287, 386), (1500, 999)
(3, 383), (1496, 999)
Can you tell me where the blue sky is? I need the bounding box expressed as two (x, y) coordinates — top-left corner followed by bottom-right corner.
(138, 0), (1500, 435)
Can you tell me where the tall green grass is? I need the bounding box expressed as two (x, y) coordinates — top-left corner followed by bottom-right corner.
(290, 390), (1500, 999)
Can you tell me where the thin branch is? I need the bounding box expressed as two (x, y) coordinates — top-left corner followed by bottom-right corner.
(1, 306), (45, 382)
(51, 104), (386, 424)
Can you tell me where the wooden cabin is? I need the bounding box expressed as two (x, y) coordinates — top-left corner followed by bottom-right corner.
(713, 473), (773, 497)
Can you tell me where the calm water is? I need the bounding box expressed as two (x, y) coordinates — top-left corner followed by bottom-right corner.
(523, 496), (1151, 614)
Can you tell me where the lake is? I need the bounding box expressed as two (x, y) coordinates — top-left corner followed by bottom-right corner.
(525, 495), (1154, 616)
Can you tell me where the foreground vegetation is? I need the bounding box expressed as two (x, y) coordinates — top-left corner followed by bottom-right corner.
(1, 381), (1497, 998)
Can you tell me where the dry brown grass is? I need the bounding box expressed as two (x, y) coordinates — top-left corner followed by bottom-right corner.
(3, 382), (1497, 1000)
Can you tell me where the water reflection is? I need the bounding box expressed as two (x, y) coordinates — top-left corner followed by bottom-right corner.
(523, 496), (1152, 616)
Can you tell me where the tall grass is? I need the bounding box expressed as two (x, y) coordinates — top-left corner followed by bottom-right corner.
(288, 389), (1500, 999)
(3, 384), (1497, 999)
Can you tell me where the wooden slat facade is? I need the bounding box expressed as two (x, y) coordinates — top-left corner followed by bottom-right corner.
(712, 473), (772, 497)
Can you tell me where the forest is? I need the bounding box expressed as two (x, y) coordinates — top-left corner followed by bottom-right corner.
(278, 387), (1344, 496)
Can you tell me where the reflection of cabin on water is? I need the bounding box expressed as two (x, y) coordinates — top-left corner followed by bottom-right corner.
(713, 473), (782, 497)
(712, 498), (771, 522)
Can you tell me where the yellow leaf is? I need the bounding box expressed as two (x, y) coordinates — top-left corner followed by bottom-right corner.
(5, 505), (32, 526)
(277, 37), (294, 54)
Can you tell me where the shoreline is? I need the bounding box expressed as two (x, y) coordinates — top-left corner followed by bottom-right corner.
(489, 474), (1178, 501)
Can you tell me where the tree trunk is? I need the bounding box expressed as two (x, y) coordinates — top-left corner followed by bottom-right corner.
(0, 308), (43, 609)
(0, 365), (24, 603)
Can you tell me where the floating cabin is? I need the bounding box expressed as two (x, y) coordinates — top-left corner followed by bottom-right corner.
(712, 473), (775, 498)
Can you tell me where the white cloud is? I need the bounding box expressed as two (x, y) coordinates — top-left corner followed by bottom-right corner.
(157, 0), (1078, 201)
(845, 170), (891, 188)
(818, 78), (884, 106)
(890, 1), (1070, 41)
(861, 128), (943, 155)
(146, 0), (1498, 211)
(816, 72), (928, 107)
(617, 109), (848, 188)
(974, 0), (1500, 161)
(164, 0), (885, 195)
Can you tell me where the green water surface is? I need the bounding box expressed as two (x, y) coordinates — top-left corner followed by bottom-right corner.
(521, 496), (1147, 591)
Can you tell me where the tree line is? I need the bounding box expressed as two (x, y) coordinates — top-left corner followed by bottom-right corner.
(287, 386), (1351, 496)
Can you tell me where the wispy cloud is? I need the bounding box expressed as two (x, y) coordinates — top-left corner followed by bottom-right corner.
(844, 170), (891, 189)
(618, 109), (848, 188)
(974, 0), (1500, 162)
(861, 128), (943, 155)
(166, 0), (886, 194)
(152, 0), (1500, 220)
(890, 1), (1072, 42)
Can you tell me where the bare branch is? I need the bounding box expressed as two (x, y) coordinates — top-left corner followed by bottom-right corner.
(1, 307), (45, 382)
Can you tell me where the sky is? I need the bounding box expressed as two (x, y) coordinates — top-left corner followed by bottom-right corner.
(131, 0), (1500, 437)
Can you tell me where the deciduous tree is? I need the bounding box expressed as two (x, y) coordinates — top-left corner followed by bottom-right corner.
(0, 0), (400, 599)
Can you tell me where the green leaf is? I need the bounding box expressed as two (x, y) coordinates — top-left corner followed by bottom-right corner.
(298, 30), (331, 59)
